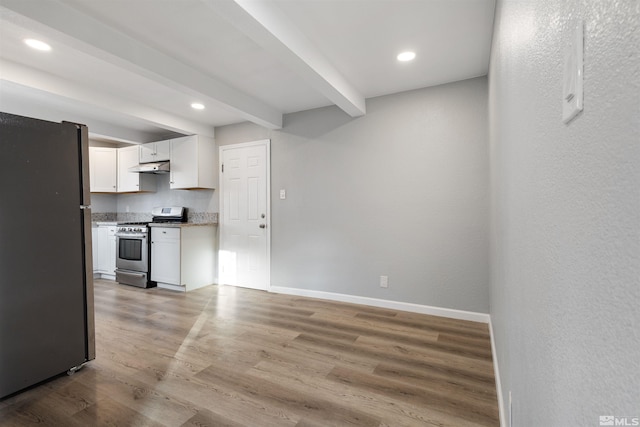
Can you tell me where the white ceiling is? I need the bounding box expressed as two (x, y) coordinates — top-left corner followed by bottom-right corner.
(0, 0), (496, 143)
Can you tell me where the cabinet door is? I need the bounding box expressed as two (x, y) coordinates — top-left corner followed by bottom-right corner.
(106, 227), (116, 274)
(154, 140), (170, 162)
(91, 227), (99, 273)
(170, 136), (198, 189)
(169, 135), (215, 189)
(117, 145), (140, 192)
(89, 147), (117, 192)
(139, 143), (156, 163)
(151, 228), (181, 285)
(95, 226), (109, 272)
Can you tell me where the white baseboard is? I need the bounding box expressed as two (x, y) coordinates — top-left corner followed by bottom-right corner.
(93, 273), (115, 281)
(157, 282), (186, 292)
(269, 286), (490, 324)
(489, 318), (506, 427)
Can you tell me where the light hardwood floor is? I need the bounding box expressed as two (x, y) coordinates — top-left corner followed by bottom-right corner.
(0, 279), (499, 426)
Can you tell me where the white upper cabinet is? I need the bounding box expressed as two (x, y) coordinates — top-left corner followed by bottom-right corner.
(139, 143), (154, 163)
(89, 136), (213, 193)
(139, 139), (170, 163)
(155, 140), (170, 161)
(117, 145), (155, 193)
(170, 135), (216, 189)
(89, 147), (117, 193)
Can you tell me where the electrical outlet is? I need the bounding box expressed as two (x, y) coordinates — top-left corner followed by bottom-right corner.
(380, 275), (388, 288)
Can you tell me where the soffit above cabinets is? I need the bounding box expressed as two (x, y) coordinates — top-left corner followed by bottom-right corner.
(0, 0), (495, 143)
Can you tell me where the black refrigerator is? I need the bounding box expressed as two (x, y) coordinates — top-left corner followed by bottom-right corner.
(0, 112), (95, 398)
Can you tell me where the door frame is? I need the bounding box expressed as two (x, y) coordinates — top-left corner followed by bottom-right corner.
(218, 139), (271, 291)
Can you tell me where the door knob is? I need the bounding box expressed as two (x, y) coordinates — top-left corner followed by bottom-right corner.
(259, 224), (266, 229)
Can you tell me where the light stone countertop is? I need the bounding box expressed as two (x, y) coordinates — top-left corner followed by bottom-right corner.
(148, 222), (217, 228)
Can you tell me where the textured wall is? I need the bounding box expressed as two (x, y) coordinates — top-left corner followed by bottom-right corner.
(216, 77), (490, 313)
(489, 0), (640, 425)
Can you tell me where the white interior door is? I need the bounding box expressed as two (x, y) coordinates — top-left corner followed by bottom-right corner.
(219, 140), (270, 290)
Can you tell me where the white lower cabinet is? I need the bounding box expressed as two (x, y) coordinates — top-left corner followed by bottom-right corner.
(92, 224), (116, 279)
(151, 227), (181, 285)
(151, 225), (216, 291)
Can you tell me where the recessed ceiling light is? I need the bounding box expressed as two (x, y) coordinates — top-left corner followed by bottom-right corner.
(397, 51), (416, 62)
(24, 39), (51, 51)
(191, 103), (205, 110)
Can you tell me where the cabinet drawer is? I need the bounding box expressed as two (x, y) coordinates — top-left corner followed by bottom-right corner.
(152, 227), (180, 241)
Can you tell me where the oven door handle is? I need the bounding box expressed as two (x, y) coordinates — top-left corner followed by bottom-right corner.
(115, 233), (147, 239)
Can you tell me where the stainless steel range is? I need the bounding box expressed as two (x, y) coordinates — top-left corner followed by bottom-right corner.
(115, 222), (154, 288)
(115, 207), (187, 288)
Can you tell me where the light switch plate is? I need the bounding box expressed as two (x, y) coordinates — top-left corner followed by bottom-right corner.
(562, 20), (584, 124)
(380, 275), (388, 288)
(279, 189), (286, 199)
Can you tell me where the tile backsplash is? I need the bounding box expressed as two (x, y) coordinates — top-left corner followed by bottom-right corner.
(91, 211), (218, 224)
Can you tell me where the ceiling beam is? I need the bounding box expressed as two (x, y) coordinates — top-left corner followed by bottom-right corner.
(0, 61), (215, 139)
(0, 0), (283, 129)
(207, 0), (366, 117)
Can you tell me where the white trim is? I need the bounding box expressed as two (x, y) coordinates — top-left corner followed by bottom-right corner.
(218, 139), (271, 292)
(220, 139), (270, 151)
(157, 282), (186, 292)
(93, 273), (115, 281)
(265, 140), (271, 292)
(269, 286), (490, 323)
(489, 318), (507, 427)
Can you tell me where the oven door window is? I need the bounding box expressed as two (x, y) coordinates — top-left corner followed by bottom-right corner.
(118, 238), (142, 261)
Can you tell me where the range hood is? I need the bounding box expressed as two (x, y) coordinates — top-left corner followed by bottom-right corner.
(129, 161), (170, 174)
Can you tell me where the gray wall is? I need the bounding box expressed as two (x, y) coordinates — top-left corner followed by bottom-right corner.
(216, 77), (490, 313)
(489, 0), (639, 425)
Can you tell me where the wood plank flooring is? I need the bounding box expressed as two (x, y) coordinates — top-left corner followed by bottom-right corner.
(0, 279), (499, 426)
